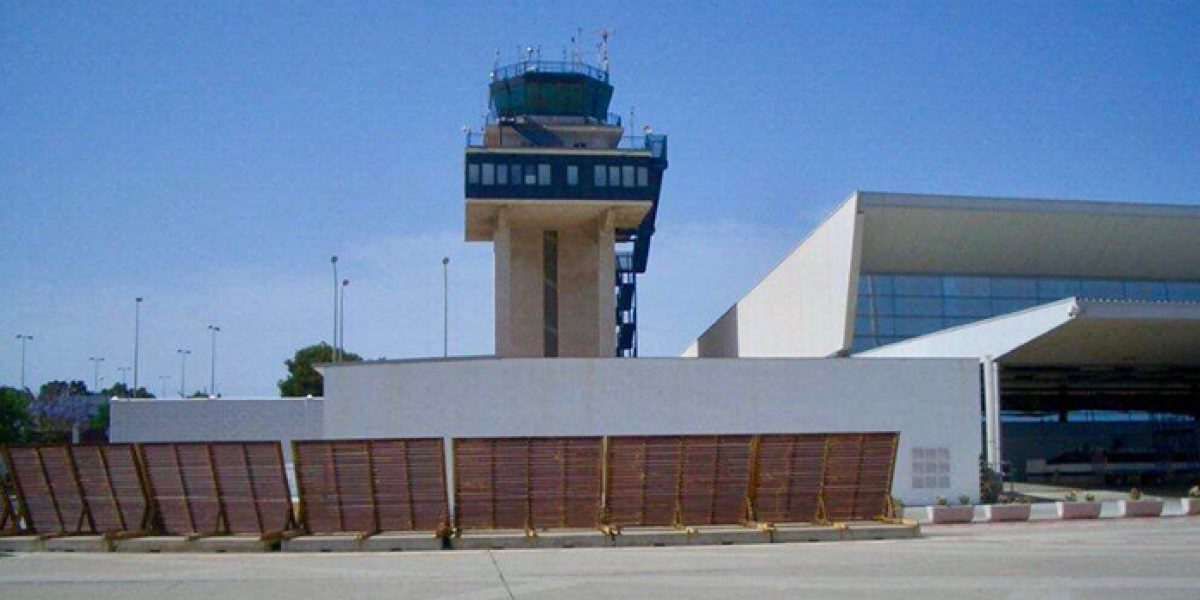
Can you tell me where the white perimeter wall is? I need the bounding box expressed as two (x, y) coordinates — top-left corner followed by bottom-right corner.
(110, 397), (324, 462)
(323, 357), (980, 504)
(691, 193), (864, 357)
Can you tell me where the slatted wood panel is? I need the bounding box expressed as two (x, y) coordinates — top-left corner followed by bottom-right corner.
(294, 438), (448, 533)
(1, 476), (16, 531)
(823, 433), (898, 521)
(1, 445), (150, 535)
(606, 435), (755, 527)
(140, 442), (293, 535)
(752, 432), (899, 523)
(754, 434), (828, 523)
(454, 437), (602, 530)
(67, 445), (149, 533)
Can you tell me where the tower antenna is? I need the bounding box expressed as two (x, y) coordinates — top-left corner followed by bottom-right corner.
(597, 28), (613, 73)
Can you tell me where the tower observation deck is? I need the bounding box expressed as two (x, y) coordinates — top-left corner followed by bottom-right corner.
(465, 56), (668, 358)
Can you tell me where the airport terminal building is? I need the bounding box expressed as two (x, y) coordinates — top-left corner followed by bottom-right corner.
(686, 191), (1200, 483)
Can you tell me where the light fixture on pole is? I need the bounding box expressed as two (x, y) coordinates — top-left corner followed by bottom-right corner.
(15, 334), (33, 391)
(442, 257), (450, 358)
(116, 366), (130, 389)
(88, 356), (105, 393)
(340, 279), (349, 359)
(133, 297), (143, 395)
(330, 256), (339, 363)
(207, 325), (220, 398)
(177, 349), (191, 398)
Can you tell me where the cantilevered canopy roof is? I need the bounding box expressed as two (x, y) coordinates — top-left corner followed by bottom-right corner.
(858, 298), (1200, 367)
(857, 192), (1200, 280)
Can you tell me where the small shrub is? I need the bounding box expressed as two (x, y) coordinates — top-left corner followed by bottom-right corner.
(1064, 490), (1078, 502)
(958, 494), (972, 506)
(1084, 492), (1096, 502)
(1188, 485), (1200, 499)
(934, 495), (949, 506)
(1129, 488), (1143, 501)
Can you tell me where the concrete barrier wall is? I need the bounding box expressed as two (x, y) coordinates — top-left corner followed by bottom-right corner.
(321, 357), (979, 505)
(110, 398), (323, 462)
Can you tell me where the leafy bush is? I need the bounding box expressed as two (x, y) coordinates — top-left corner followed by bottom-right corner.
(1129, 488), (1143, 501)
(1084, 492), (1096, 502)
(934, 496), (949, 506)
(1064, 490), (1078, 502)
(958, 494), (972, 506)
(1188, 485), (1199, 499)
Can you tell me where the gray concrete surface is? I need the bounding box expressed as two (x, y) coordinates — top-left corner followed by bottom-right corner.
(1, 518), (1198, 599)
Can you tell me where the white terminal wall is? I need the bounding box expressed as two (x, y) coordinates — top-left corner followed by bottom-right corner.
(321, 357), (980, 504)
(109, 397), (324, 462)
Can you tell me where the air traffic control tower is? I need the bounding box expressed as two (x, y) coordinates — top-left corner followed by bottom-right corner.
(464, 55), (668, 358)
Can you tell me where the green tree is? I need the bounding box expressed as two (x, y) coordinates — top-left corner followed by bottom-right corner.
(88, 400), (110, 440)
(100, 382), (155, 399)
(0, 386), (36, 443)
(278, 342), (362, 397)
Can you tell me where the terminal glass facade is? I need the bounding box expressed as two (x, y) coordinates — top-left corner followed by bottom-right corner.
(853, 274), (1200, 351)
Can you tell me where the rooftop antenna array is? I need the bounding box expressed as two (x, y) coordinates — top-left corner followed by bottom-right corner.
(571, 28), (582, 65)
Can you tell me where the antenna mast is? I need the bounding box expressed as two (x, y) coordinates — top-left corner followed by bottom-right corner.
(598, 28), (611, 73)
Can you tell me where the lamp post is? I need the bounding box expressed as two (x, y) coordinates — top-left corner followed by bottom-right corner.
(207, 325), (220, 397)
(177, 349), (191, 398)
(158, 375), (171, 399)
(88, 356), (105, 393)
(116, 366), (130, 389)
(330, 256), (339, 363)
(340, 279), (349, 359)
(15, 334), (32, 390)
(133, 297), (143, 395)
(442, 257), (450, 358)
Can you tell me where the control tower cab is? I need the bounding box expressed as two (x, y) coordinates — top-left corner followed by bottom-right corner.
(464, 56), (668, 358)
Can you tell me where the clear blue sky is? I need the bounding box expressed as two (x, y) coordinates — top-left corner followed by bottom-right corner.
(3, 1), (1198, 396)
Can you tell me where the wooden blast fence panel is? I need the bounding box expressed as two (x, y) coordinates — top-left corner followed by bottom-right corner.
(139, 442), (293, 535)
(454, 437), (603, 530)
(2, 444), (149, 535)
(753, 432), (899, 523)
(606, 435), (755, 527)
(293, 438), (448, 533)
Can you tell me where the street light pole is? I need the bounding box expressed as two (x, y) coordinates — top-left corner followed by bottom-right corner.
(133, 297), (143, 395)
(177, 349), (191, 398)
(15, 334), (32, 390)
(331, 256), (339, 363)
(442, 257), (450, 358)
(117, 366), (130, 388)
(158, 375), (171, 399)
(207, 325), (220, 397)
(88, 356), (105, 392)
(340, 279), (349, 359)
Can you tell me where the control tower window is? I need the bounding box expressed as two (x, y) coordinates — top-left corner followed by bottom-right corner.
(467, 163), (480, 185)
(567, 165), (579, 186)
(637, 167), (649, 187)
(482, 163), (495, 185)
(608, 165), (620, 186)
(622, 165), (635, 188)
(538, 163), (551, 186)
(594, 165), (607, 187)
(511, 164), (522, 185)
(524, 168), (537, 185)
(496, 163), (508, 185)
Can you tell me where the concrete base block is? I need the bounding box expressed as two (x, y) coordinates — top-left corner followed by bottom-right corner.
(44, 536), (110, 552)
(0, 536), (44, 553)
(837, 522), (920, 541)
(364, 532), (444, 552)
(770, 525), (843, 543)
(190, 535), (274, 553)
(609, 527), (689, 548)
(527, 530), (612, 549)
(112, 536), (192, 553)
(682, 526), (772, 546)
(452, 530), (539, 550)
(283, 535), (364, 553)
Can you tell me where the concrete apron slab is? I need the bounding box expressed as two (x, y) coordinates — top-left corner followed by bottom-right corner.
(0, 536), (45, 552)
(112, 535), (274, 553)
(453, 529), (611, 550)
